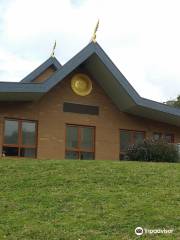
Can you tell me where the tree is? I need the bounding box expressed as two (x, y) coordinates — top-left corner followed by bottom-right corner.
(164, 95), (180, 108)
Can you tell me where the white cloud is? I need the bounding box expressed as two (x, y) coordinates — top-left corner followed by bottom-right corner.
(0, 47), (40, 81)
(0, 0), (180, 102)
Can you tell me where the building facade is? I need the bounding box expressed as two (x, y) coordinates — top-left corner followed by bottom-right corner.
(0, 42), (180, 160)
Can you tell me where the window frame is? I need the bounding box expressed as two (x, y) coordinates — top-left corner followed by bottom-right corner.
(120, 129), (146, 159)
(153, 132), (174, 143)
(65, 124), (95, 159)
(164, 133), (174, 143)
(2, 118), (38, 158)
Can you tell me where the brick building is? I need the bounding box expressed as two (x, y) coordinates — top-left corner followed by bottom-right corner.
(0, 42), (180, 160)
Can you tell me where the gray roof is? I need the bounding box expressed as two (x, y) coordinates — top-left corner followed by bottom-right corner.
(20, 56), (61, 83)
(0, 42), (180, 126)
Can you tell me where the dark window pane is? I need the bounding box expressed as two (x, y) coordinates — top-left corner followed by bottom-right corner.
(135, 132), (144, 144)
(22, 122), (36, 146)
(20, 148), (36, 158)
(3, 147), (18, 156)
(80, 152), (94, 160)
(65, 151), (79, 159)
(120, 130), (131, 151)
(66, 126), (78, 149)
(165, 134), (174, 143)
(4, 120), (18, 144)
(80, 127), (94, 150)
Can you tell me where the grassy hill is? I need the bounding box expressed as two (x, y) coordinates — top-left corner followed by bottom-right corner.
(0, 159), (179, 240)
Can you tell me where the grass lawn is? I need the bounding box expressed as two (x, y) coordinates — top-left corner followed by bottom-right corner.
(0, 159), (179, 240)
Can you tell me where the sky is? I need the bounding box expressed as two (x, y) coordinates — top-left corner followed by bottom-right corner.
(0, 0), (180, 102)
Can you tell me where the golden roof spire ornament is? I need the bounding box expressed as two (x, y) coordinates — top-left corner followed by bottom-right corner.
(91, 19), (99, 43)
(51, 40), (57, 57)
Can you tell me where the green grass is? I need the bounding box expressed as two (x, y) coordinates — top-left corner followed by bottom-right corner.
(0, 159), (179, 240)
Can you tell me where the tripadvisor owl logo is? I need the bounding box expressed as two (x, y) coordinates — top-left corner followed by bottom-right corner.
(135, 227), (144, 236)
(135, 226), (173, 236)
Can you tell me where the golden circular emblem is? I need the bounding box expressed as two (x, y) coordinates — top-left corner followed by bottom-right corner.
(71, 73), (92, 96)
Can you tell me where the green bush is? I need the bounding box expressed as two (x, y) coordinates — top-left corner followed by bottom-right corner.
(126, 138), (179, 162)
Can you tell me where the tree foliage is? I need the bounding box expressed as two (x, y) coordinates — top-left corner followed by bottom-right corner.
(165, 95), (180, 108)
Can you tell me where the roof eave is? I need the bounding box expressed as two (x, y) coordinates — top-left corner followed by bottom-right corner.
(0, 41), (180, 127)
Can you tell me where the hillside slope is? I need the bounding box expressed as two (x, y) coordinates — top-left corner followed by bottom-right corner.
(0, 159), (179, 240)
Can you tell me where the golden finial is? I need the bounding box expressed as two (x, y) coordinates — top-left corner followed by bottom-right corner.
(51, 40), (56, 57)
(91, 19), (99, 42)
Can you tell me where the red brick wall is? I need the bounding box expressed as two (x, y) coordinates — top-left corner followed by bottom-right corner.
(0, 72), (180, 160)
(32, 66), (56, 83)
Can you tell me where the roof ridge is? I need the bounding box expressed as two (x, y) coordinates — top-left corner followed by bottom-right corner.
(0, 42), (180, 126)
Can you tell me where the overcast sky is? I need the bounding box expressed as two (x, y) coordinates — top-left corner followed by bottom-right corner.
(0, 0), (180, 102)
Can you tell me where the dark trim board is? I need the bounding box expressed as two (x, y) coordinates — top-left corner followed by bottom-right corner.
(63, 102), (99, 115)
(0, 42), (180, 126)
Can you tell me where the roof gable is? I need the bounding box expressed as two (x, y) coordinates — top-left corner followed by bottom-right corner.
(20, 56), (61, 83)
(1, 42), (180, 126)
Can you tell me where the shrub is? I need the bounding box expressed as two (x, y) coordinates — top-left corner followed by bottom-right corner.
(126, 138), (179, 162)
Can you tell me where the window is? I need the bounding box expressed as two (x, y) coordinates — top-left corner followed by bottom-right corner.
(65, 125), (95, 160)
(165, 133), (174, 143)
(153, 132), (162, 140)
(2, 119), (37, 158)
(153, 132), (174, 143)
(120, 129), (145, 160)
(4, 120), (19, 145)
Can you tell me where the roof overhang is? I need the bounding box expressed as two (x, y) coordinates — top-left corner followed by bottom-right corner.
(82, 53), (180, 126)
(0, 82), (44, 101)
(0, 42), (180, 126)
